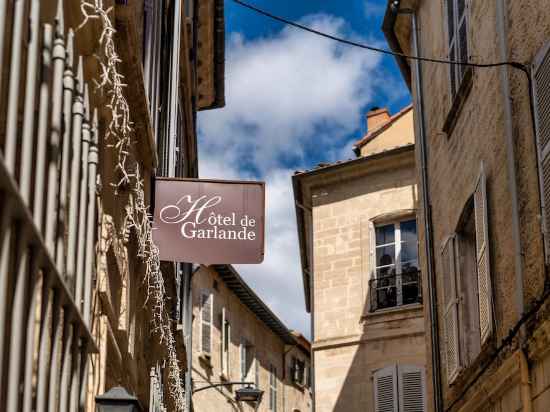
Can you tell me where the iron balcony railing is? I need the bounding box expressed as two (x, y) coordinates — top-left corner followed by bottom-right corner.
(369, 270), (423, 312)
(0, 1), (98, 410)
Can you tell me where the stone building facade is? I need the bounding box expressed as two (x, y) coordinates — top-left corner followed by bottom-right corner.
(384, 0), (550, 411)
(0, 0), (224, 411)
(293, 106), (428, 412)
(191, 265), (312, 412)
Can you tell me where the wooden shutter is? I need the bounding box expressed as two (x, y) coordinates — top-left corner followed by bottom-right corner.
(240, 341), (246, 380)
(200, 291), (212, 355)
(255, 356), (260, 387)
(474, 165), (493, 344)
(374, 365), (398, 412)
(398, 365), (426, 412)
(441, 236), (461, 382)
(368, 221), (377, 311)
(533, 42), (550, 263)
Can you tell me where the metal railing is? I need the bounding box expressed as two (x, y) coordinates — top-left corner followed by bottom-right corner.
(0, 1), (97, 410)
(369, 270), (422, 312)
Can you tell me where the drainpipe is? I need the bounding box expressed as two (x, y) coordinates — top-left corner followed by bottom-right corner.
(496, 0), (525, 327)
(395, 5), (444, 411)
(519, 350), (533, 412)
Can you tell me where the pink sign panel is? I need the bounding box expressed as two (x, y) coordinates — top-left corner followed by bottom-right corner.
(153, 178), (265, 264)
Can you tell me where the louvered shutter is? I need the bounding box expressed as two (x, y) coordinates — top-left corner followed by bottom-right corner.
(441, 236), (461, 382)
(533, 42), (550, 263)
(474, 164), (493, 344)
(200, 291), (212, 355)
(398, 365), (426, 412)
(374, 365), (398, 412)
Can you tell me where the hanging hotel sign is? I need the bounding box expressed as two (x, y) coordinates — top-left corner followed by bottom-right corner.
(153, 177), (265, 264)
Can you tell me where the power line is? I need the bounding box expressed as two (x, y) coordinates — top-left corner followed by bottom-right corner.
(233, 1), (549, 411)
(232, 0), (528, 73)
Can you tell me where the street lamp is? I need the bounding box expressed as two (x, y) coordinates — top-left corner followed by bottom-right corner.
(235, 385), (264, 403)
(95, 386), (143, 412)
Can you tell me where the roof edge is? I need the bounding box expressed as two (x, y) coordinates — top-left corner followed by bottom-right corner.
(382, 0), (412, 90)
(211, 264), (297, 344)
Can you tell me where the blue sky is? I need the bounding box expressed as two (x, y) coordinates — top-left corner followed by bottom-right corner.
(198, 0), (410, 337)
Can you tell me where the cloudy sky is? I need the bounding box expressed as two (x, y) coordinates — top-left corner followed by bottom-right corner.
(197, 0), (411, 337)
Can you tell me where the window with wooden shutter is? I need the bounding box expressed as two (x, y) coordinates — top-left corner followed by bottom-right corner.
(533, 41), (550, 264)
(269, 364), (278, 412)
(398, 365), (426, 412)
(442, 236), (461, 382)
(221, 308), (230, 375)
(474, 165), (493, 344)
(374, 365), (398, 412)
(200, 291), (212, 355)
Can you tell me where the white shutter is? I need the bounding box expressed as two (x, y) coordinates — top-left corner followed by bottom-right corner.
(532, 41), (550, 263)
(441, 236), (461, 382)
(374, 365), (398, 412)
(474, 164), (493, 344)
(221, 308), (227, 373)
(398, 365), (426, 412)
(200, 291), (212, 355)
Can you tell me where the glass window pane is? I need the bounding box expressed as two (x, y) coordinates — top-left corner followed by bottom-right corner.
(400, 220), (417, 242)
(376, 265), (395, 279)
(401, 242), (418, 263)
(376, 245), (395, 267)
(375, 224), (395, 245)
(402, 261), (419, 274)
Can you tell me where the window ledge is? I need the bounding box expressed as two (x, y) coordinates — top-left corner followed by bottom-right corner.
(442, 67), (474, 137)
(362, 303), (423, 321)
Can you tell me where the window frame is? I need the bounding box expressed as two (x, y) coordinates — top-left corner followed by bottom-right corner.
(445, 0), (470, 101)
(199, 290), (213, 357)
(372, 218), (419, 309)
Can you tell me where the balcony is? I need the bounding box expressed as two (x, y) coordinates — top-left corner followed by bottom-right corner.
(369, 270), (422, 312)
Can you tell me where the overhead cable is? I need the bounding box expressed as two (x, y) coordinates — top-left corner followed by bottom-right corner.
(232, 0), (528, 73)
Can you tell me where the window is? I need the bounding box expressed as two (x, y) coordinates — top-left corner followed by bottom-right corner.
(370, 219), (421, 311)
(291, 357), (305, 386)
(446, 0), (469, 99)
(442, 165), (493, 383)
(220, 308), (230, 376)
(533, 41), (550, 263)
(200, 291), (213, 356)
(240, 340), (254, 381)
(374, 365), (426, 412)
(269, 365), (278, 412)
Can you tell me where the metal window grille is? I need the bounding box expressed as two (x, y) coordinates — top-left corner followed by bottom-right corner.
(0, 2), (97, 410)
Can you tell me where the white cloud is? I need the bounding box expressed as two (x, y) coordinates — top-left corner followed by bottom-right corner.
(199, 15), (382, 174)
(198, 14), (385, 337)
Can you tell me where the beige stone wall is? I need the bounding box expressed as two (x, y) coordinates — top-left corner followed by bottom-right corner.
(359, 109), (415, 157)
(312, 154), (418, 341)
(192, 266), (312, 412)
(307, 148), (427, 411)
(401, 0), (550, 410)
